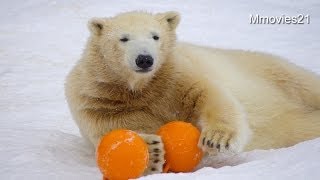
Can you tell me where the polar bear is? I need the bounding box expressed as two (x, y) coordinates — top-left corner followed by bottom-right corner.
(65, 11), (320, 174)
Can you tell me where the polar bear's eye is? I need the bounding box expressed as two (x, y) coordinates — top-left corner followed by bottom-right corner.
(120, 37), (129, 42)
(153, 35), (159, 41)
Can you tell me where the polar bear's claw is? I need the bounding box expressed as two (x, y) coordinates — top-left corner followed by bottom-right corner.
(139, 134), (165, 175)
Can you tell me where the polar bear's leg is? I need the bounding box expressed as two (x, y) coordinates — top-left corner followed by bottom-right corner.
(263, 55), (320, 110)
(270, 109), (320, 148)
(291, 110), (320, 143)
(193, 81), (251, 154)
(281, 66), (320, 110)
(244, 109), (320, 150)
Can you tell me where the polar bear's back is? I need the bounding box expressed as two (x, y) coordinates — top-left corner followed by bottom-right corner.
(174, 42), (320, 149)
(174, 42), (295, 109)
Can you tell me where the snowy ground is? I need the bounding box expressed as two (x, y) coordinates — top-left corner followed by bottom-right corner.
(0, 0), (319, 179)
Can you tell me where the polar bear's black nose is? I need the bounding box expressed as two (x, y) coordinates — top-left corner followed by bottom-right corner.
(136, 55), (154, 69)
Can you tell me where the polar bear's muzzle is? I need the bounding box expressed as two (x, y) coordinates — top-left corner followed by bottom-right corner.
(126, 39), (158, 73)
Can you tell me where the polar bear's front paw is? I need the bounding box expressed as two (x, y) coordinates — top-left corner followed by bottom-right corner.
(198, 124), (242, 154)
(139, 134), (165, 175)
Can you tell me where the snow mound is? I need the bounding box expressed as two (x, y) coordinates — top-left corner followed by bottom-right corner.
(142, 138), (320, 180)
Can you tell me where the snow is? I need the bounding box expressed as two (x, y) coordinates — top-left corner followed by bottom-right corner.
(0, 0), (319, 179)
(142, 138), (320, 180)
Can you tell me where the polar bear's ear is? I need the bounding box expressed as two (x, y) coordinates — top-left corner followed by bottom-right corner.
(88, 18), (109, 35)
(156, 11), (180, 31)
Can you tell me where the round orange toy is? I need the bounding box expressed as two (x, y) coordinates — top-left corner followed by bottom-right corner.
(157, 121), (203, 173)
(96, 129), (149, 180)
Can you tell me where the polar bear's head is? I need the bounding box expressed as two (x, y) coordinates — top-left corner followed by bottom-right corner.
(88, 11), (180, 90)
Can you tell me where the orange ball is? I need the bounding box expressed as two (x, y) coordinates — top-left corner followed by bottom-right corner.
(96, 129), (149, 180)
(157, 121), (203, 173)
